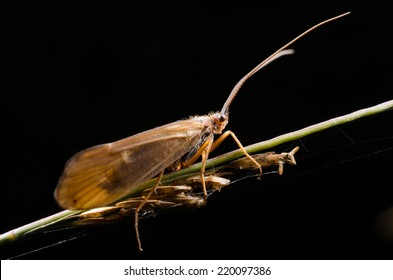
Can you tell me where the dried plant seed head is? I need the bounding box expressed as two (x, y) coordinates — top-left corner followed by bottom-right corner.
(80, 206), (121, 219)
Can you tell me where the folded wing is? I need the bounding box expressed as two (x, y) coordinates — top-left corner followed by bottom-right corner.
(54, 119), (207, 209)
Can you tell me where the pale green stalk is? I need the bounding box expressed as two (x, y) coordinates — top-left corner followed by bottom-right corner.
(1, 99), (392, 246)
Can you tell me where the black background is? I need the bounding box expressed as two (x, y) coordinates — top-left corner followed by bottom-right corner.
(1, 1), (393, 259)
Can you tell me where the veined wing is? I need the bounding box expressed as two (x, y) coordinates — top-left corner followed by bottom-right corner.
(54, 119), (208, 209)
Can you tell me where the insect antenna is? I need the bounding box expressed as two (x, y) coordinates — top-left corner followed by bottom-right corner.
(221, 11), (350, 115)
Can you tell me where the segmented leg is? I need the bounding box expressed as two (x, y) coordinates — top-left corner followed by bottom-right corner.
(134, 171), (164, 252)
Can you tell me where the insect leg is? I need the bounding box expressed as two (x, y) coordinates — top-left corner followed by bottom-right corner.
(183, 131), (262, 177)
(182, 130), (262, 203)
(211, 130), (263, 176)
(181, 138), (212, 168)
(200, 137), (214, 205)
(134, 170), (164, 252)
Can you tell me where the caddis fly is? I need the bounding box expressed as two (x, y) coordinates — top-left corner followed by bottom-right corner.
(54, 12), (350, 251)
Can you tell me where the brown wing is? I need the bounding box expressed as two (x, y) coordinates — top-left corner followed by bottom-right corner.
(54, 119), (207, 209)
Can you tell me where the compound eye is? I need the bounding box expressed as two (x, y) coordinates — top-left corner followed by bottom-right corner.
(219, 114), (226, 122)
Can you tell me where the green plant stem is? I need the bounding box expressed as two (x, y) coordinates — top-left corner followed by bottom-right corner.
(1, 99), (392, 246)
(0, 210), (80, 246)
(148, 99), (393, 190)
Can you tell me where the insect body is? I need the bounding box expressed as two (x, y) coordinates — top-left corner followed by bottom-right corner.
(54, 50), (295, 211)
(54, 12), (350, 251)
(54, 114), (228, 209)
